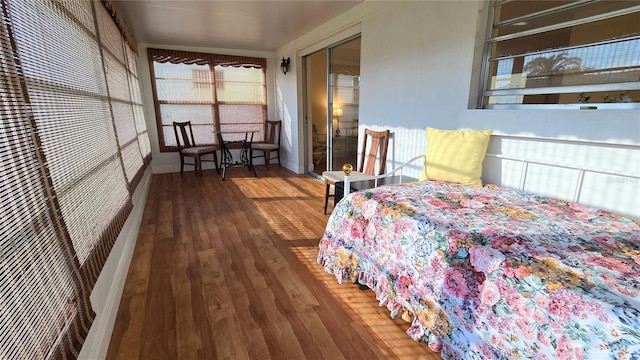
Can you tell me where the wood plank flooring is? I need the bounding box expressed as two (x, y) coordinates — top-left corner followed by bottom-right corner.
(107, 166), (441, 360)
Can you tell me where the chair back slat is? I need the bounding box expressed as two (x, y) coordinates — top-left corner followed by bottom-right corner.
(173, 121), (195, 149)
(265, 120), (281, 145)
(359, 129), (390, 176)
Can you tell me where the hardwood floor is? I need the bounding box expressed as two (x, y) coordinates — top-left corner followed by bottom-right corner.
(107, 166), (441, 360)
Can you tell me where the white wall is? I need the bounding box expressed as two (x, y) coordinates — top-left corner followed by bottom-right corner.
(273, 41), (300, 171)
(277, 0), (640, 218)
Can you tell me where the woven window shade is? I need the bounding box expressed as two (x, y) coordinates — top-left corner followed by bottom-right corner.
(102, 0), (137, 52)
(126, 45), (152, 164)
(216, 65), (267, 141)
(0, 2), (93, 358)
(148, 48), (267, 151)
(96, 3), (145, 190)
(6, 0), (132, 285)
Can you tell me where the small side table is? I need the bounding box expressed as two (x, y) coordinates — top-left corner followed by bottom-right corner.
(334, 175), (418, 205)
(215, 131), (258, 181)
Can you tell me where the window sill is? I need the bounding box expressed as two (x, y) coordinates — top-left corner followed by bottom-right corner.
(483, 103), (640, 110)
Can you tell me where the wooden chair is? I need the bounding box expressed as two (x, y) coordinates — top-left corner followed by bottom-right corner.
(251, 120), (281, 170)
(173, 121), (218, 176)
(322, 128), (390, 214)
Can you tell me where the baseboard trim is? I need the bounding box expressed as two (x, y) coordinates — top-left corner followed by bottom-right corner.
(79, 168), (152, 359)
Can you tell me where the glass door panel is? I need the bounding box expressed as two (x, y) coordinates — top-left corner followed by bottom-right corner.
(329, 36), (360, 171)
(305, 49), (328, 176)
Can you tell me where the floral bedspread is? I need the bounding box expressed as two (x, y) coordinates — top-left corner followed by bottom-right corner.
(317, 181), (640, 360)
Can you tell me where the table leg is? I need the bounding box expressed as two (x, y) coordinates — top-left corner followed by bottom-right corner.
(240, 132), (257, 177)
(217, 132), (232, 181)
(216, 131), (258, 180)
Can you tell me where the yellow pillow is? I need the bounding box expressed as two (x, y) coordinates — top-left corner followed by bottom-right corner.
(419, 127), (492, 186)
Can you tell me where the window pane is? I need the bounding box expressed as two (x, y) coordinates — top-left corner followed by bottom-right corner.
(494, 1), (638, 36)
(492, 12), (640, 58)
(489, 38), (640, 90)
(162, 123), (215, 147)
(481, 0), (640, 107)
(112, 101), (137, 144)
(160, 104), (214, 125)
(154, 62), (213, 102)
(29, 86), (116, 186)
(105, 55), (130, 101)
(215, 66), (265, 103)
(494, 0), (573, 23)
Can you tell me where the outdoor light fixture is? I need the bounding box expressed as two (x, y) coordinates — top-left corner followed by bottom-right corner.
(280, 57), (290, 75)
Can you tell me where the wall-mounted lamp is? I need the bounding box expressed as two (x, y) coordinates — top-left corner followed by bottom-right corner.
(280, 57), (290, 75)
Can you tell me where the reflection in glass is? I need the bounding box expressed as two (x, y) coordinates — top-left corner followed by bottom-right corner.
(489, 38), (640, 91)
(329, 37), (361, 171)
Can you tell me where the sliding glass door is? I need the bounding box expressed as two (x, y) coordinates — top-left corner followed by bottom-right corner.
(304, 36), (361, 176)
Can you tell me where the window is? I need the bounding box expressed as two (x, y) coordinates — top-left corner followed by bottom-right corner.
(96, 2), (149, 191)
(480, 0), (640, 109)
(1, 7), (94, 357)
(0, 0), (149, 357)
(148, 48), (267, 151)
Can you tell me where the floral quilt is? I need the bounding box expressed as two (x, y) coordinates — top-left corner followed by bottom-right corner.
(317, 181), (640, 360)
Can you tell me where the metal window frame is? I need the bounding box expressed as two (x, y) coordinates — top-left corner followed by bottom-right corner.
(485, 81), (640, 97)
(479, 0), (640, 109)
(493, 0), (597, 29)
(488, 5), (640, 43)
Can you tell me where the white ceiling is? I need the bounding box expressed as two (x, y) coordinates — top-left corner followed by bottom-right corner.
(116, 0), (363, 51)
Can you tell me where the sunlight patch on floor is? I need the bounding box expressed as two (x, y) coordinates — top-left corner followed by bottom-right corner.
(289, 245), (440, 359)
(252, 199), (321, 241)
(232, 177), (310, 198)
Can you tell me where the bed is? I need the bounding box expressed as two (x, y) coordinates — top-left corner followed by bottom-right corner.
(318, 180), (640, 359)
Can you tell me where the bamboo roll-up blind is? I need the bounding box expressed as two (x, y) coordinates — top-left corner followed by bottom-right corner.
(1, 0), (151, 358)
(6, 0), (133, 279)
(96, 2), (144, 190)
(125, 44), (152, 166)
(0, 1), (94, 358)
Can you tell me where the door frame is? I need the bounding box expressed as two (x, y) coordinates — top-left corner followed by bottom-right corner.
(301, 34), (361, 177)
